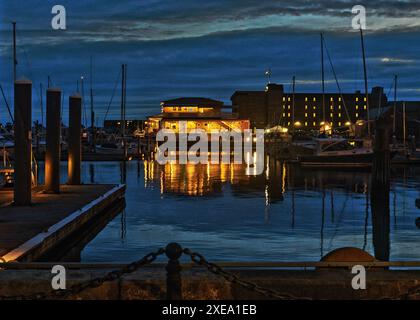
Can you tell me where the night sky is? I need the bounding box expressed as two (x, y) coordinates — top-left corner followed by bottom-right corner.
(1, 0), (420, 124)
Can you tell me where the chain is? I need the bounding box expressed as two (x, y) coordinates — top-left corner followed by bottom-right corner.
(183, 248), (311, 300)
(0, 248), (165, 300)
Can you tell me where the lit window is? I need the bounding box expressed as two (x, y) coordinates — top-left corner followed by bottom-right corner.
(313, 97), (316, 102)
(305, 97), (308, 102)
(283, 97), (286, 102)
(283, 105), (285, 109)
(313, 106), (316, 110)
(313, 121), (316, 126)
(338, 105), (342, 110)
(288, 113), (291, 117)
(305, 105), (308, 110)
(356, 113), (359, 117)
(330, 97), (333, 102)
(288, 97), (291, 102)
(338, 122), (341, 126)
(305, 113), (308, 117)
(288, 105), (291, 109)
(338, 113), (341, 117)
(339, 97), (342, 102)
(364, 97), (367, 102)
(313, 113), (316, 117)
(356, 105), (359, 110)
(356, 97), (359, 102)
(330, 113), (333, 118)
(330, 105), (333, 110)
(287, 122), (291, 126)
(305, 122), (308, 126)
(364, 105), (367, 110)
(283, 113), (286, 117)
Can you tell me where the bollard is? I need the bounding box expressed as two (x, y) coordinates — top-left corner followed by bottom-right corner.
(14, 79), (32, 206)
(68, 94), (82, 185)
(45, 88), (61, 193)
(165, 242), (183, 300)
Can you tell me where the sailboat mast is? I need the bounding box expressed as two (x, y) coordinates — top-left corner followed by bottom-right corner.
(292, 76), (295, 134)
(12, 22), (17, 82)
(393, 75), (397, 135)
(90, 56), (95, 152)
(360, 28), (370, 136)
(120, 64), (127, 158)
(321, 33), (325, 124)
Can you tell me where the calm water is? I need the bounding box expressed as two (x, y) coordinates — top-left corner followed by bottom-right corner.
(39, 160), (420, 263)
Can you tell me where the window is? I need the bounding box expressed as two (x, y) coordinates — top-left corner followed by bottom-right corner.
(330, 113), (333, 118)
(283, 97), (286, 102)
(330, 97), (333, 102)
(356, 105), (359, 110)
(305, 97), (308, 102)
(288, 113), (291, 117)
(313, 106), (316, 110)
(364, 105), (367, 110)
(305, 113), (308, 118)
(338, 122), (341, 126)
(313, 121), (316, 126)
(339, 97), (342, 102)
(305, 105), (308, 110)
(313, 113), (316, 117)
(356, 97), (359, 102)
(283, 113), (286, 117)
(313, 97), (316, 102)
(305, 122), (308, 126)
(288, 97), (291, 102)
(288, 105), (291, 109)
(356, 113), (359, 117)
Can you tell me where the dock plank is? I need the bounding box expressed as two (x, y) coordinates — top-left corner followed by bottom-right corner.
(0, 185), (120, 258)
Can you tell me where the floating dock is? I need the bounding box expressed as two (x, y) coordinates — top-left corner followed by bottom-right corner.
(0, 184), (125, 262)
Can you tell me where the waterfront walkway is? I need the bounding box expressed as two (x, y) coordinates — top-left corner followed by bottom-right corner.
(0, 184), (125, 261)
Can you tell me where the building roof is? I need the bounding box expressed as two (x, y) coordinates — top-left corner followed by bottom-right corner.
(161, 97), (223, 107)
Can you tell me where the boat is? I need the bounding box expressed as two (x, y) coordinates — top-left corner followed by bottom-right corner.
(298, 138), (375, 168)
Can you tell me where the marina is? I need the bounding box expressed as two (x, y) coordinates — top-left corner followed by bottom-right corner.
(1, 2), (420, 303)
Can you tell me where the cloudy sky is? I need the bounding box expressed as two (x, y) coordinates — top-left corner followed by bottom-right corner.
(1, 0), (420, 123)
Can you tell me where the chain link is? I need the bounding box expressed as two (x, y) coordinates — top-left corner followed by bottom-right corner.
(183, 248), (311, 300)
(0, 248), (165, 300)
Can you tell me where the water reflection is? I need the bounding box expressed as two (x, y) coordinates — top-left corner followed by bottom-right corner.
(76, 160), (420, 263)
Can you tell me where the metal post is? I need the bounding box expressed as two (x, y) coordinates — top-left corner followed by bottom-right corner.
(165, 243), (183, 300)
(14, 79), (32, 206)
(45, 88), (61, 193)
(68, 94), (82, 185)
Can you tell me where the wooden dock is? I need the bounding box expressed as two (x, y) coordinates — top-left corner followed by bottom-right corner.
(0, 184), (125, 262)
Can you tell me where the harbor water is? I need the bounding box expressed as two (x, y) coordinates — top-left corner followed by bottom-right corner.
(37, 160), (420, 263)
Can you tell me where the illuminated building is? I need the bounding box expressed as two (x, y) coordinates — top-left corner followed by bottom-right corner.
(147, 97), (250, 133)
(231, 84), (387, 130)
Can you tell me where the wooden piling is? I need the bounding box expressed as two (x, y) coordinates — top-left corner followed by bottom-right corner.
(68, 94), (82, 185)
(45, 88), (61, 193)
(13, 79), (32, 206)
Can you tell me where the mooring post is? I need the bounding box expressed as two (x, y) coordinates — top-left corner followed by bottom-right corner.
(68, 94), (82, 185)
(371, 117), (391, 261)
(45, 88), (62, 193)
(165, 242), (183, 300)
(14, 79), (32, 206)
